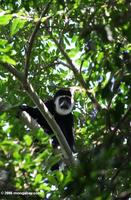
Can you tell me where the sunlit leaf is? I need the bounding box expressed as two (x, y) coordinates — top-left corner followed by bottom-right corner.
(10, 18), (26, 36)
(0, 39), (8, 45)
(39, 184), (51, 191)
(34, 174), (42, 184)
(0, 14), (12, 25)
(0, 55), (16, 65)
(23, 135), (32, 146)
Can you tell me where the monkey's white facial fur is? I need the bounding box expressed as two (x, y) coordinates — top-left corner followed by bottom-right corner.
(54, 95), (74, 115)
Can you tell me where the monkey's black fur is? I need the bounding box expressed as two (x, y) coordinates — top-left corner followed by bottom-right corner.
(20, 89), (75, 151)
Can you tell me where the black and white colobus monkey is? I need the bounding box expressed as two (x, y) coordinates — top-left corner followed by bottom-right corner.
(20, 89), (75, 151)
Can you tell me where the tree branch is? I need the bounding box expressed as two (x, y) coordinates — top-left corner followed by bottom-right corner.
(113, 104), (131, 134)
(24, 1), (52, 78)
(55, 60), (71, 68)
(110, 157), (129, 185)
(115, 190), (131, 199)
(46, 29), (101, 110)
(1, 61), (76, 166)
(0, 98), (19, 112)
(20, 111), (40, 130)
(23, 81), (75, 163)
(0, 97), (40, 130)
(0, 62), (24, 81)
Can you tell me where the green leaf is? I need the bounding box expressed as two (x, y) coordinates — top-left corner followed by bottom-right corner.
(39, 184), (51, 191)
(0, 55), (16, 65)
(10, 18), (26, 36)
(0, 44), (12, 53)
(68, 48), (79, 58)
(34, 174), (42, 184)
(47, 174), (58, 185)
(24, 135), (32, 146)
(0, 14), (12, 25)
(0, 39), (8, 45)
(56, 171), (64, 182)
(13, 151), (21, 159)
(63, 171), (72, 185)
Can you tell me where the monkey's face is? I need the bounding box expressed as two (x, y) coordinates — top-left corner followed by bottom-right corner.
(54, 95), (74, 115)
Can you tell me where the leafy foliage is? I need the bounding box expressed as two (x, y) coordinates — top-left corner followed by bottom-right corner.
(0, 0), (131, 199)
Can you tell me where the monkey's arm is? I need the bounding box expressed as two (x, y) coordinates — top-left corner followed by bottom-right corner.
(20, 105), (51, 132)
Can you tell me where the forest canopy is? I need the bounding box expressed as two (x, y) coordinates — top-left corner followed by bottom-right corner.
(0, 0), (131, 199)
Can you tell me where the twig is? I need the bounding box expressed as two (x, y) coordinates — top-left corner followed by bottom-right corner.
(55, 60), (71, 68)
(47, 29), (86, 84)
(107, 70), (124, 109)
(106, 105), (131, 147)
(110, 157), (129, 184)
(112, 105), (131, 134)
(24, 1), (52, 78)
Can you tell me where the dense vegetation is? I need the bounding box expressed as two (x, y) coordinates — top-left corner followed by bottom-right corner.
(0, 0), (131, 199)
